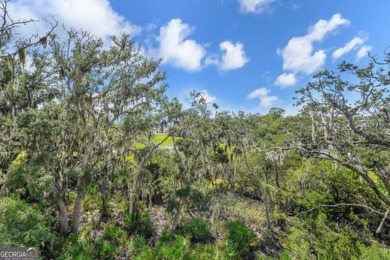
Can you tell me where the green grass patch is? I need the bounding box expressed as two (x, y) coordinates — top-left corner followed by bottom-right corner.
(153, 133), (176, 146)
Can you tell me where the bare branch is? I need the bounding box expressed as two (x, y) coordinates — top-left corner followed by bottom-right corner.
(296, 203), (386, 217)
(376, 208), (389, 234)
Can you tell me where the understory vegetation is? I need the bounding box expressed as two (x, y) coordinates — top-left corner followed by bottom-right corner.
(0, 1), (389, 259)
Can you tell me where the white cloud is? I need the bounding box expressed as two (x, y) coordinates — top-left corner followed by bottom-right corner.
(219, 41), (249, 71)
(248, 88), (278, 107)
(279, 37), (326, 74)
(157, 19), (206, 72)
(197, 90), (217, 104)
(274, 72), (297, 87)
(356, 45), (372, 60)
(154, 21), (247, 72)
(248, 88), (268, 99)
(332, 37), (366, 60)
(279, 14), (349, 75)
(8, 0), (140, 39)
(205, 41), (248, 71)
(306, 14), (350, 42)
(238, 0), (275, 14)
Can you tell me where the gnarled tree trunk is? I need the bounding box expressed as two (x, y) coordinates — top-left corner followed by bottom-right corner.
(56, 197), (69, 235)
(70, 180), (86, 234)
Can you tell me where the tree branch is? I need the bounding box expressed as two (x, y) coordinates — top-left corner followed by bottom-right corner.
(296, 203), (385, 217)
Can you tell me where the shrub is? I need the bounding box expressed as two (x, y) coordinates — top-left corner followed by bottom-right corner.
(156, 235), (191, 259)
(103, 223), (127, 246)
(182, 218), (211, 243)
(124, 211), (154, 239)
(98, 241), (119, 259)
(190, 243), (216, 259)
(59, 235), (95, 260)
(282, 215), (376, 259)
(323, 228), (360, 259)
(60, 233), (122, 260)
(158, 227), (176, 244)
(358, 242), (390, 260)
(0, 197), (55, 247)
(188, 190), (210, 211)
(225, 220), (259, 258)
(131, 236), (150, 256)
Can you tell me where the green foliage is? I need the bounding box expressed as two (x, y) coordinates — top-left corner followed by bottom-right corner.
(60, 224), (130, 259)
(166, 198), (180, 214)
(212, 146), (229, 163)
(130, 236), (151, 257)
(124, 212), (154, 239)
(131, 235), (192, 260)
(176, 186), (191, 198)
(224, 220), (259, 258)
(188, 189), (211, 211)
(157, 228), (176, 244)
(59, 235), (95, 260)
(212, 193), (267, 227)
(189, 243), (217, 259)
(103, 223), (127, 246)
(130, 232), (248, 260)
(283, 222), (390, 260)
(273, 205), (288, 227)
(0, 197), (55, 247)
(182, 218), (211, 243)
(281, 214), (387, 259)
(282, 159), (381, 213)
(357, 242), (390, 260)
(5, 153), (54, 201)
(83, 191), (102, 212)
(156, 235), (191, 259)
(60, 234), (121, 260)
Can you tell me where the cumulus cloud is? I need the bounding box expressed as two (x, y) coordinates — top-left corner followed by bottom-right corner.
(205, 41), (249, 71)
(279, 14), (349, 75)
(356, 45), (372, 60)
(8, 0), (140, 39)
(275, 14), (349, 87)
(205, 41), (248, 71)
(219, 41), (249, 71)
(279, 37), (326, 75)
(332, 36), (366, 60)
(155, 21), (247, 72)
(274, 73), (297, 88)
(238, 0), (275, 14)
(157, 19), (206, 72)
(248, 88), (278, 107)
(305, 14), (350, 42)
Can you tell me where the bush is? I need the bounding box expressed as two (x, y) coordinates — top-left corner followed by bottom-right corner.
(156, 235), (191, 259)
(60, 233), (122, 260)
(157, 228), (176, 244)
(59, 235), (95, 260)
(182, 218), (211, 243)
(281, 215), (387, 259)
(0, 197), (55, 247)
(188, 190), (211, 211)
(131, 236), (150, 257)
(225, 220), (259, 258)
(358, 242), (390, 260)
(190, 243), (217, 259)
(124, 212), (154, 239)
(103, 223), (127, 246)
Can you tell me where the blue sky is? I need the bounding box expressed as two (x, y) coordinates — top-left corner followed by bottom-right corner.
(10, 0), (390, 114)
